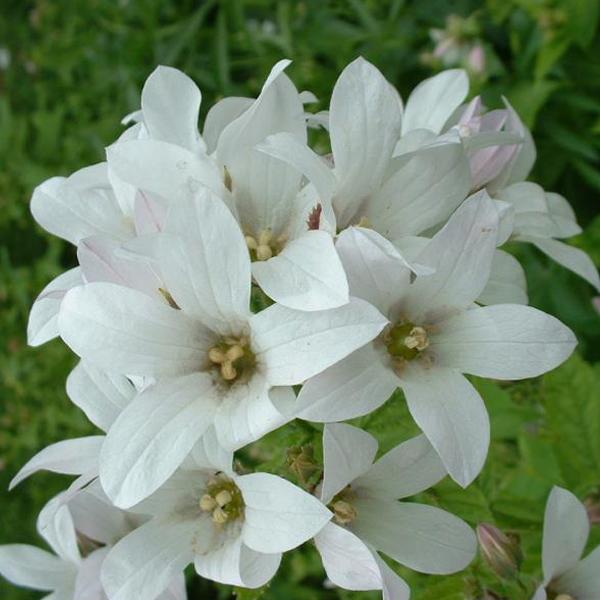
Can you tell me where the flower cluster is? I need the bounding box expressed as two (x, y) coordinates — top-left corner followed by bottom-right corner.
(2, 57), (598, 600)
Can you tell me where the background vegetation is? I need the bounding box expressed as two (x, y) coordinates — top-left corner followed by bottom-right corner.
(1, 1), (599, 598)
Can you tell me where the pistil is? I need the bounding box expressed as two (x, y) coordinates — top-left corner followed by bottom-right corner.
(384, 321), (430, 361)
(208, 336), (256, 383)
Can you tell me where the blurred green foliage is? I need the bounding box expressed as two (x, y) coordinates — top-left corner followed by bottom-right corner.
(1, 1), (599, 599)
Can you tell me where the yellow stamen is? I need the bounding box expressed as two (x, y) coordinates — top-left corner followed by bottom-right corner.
(215, 490), (233, 507)
(200, 494), (217, 511)
(212, 506), (228, 524)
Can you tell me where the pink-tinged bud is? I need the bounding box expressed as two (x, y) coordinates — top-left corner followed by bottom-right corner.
(468, 44), (486, 74)
(477, 523), (523, 579)
(585, 497), (600, 524)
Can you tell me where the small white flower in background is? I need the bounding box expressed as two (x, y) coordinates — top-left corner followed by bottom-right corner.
(297, 191), (576, 487)
(100, 449), (331, 600)
(58, 188), (387, 508)
(532, 486), (600, 600)
(314, 424), (476, 599)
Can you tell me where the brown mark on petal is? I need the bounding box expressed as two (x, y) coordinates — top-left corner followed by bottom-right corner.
(307, 203), (322, 230)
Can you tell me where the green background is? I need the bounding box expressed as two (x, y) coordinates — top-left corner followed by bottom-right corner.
(1, 1), (599, 598)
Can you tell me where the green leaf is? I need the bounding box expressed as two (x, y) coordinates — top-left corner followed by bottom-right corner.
(541, 354), (600, 495)
(562, 0), (600, 47)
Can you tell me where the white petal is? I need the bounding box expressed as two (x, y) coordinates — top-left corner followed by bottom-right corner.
(157, 574), (188, 600)
(497, 182), (580, 239)
(375, 553), (411, 600)
(402, 69), (469, 135)
(252, 230), (349, 311)
(101, 515), (195, 600)
(255, 131), (337, 202)
(531, 585), (547, 600)
(77, 235), (161, 297)
(405, 190), (499, 321)
(0, 545), (74, 591)
(366, 143), (471, 238)
(555, 546), (600, 600)
(351, 498), (476, 574)
(106, 138), (225, 201)
(134, 190), (168, 234)
(488, 98), (536, 192)
(27, 267), (82, 347)
(237, 473), (332, 553)
(69, 488), (130, 545)
(100, 373), (218, 508)
(66, 361), (135, 432)
(431, 304), (576, 379)
(73, 547), (107, 600)
(36, 496), (80, 565)
(478, 249), (528, 305)
(195, 535), (281, 589)
(335, 226), (415, 315)
(141, 65), (203, 152)
(522, 236), (600, 292)
(251, 298), (388, 386)
(31, 167), (132, 245)
(296, 345), (398, 423)
(59, 282), (211, 377)
(320, 424), (377, 504)
(161, 188), (252, 331)
(400, 365), (490, 488)
(202, 96), (253, 154)
(355, 434), (447, 499)
(542, 486), (589, 582)
(217, 60), (305, 166)
(314, 522), (384, 591)
(10, 436), (103, 490)
(185, 426), (234, 474)
(217, 62), (306, 236)
(329, 57), (402, 227)
(214, 375), (289, 451)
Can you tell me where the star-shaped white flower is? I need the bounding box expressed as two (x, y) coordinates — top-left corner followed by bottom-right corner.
(297, 191), (576, 486)
(57, 188), (388, 508)
(0, 489), (187, 600)
(109, 61), (350, 311)
(256, 58), (472, 246)
(532, 486), (600, 600)
(314, 424), (476, 599)
(100, 452), (332, 599)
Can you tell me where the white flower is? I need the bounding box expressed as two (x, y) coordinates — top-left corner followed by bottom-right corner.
(0, 489), (187, 600)
(109, 61), (349, 311)
(297, 191), (576, 487)
(314, 424), (476, 599)
(28, 163), (167, 347)
(0, 498), (81, 599)
(495, 181), (600, 292)
(57, 189), (388, 508)
(257, 58), (471, 246)
(100, 453), (331, 599)
(532, 486), (600, 600)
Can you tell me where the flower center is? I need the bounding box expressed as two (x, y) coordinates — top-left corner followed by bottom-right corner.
(199, 475), (244, 525)
(384, 321), (430, 361)
(208, 336), (256, 383)
(245, 228), (287, 261)
(329, 487), (358, 525)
